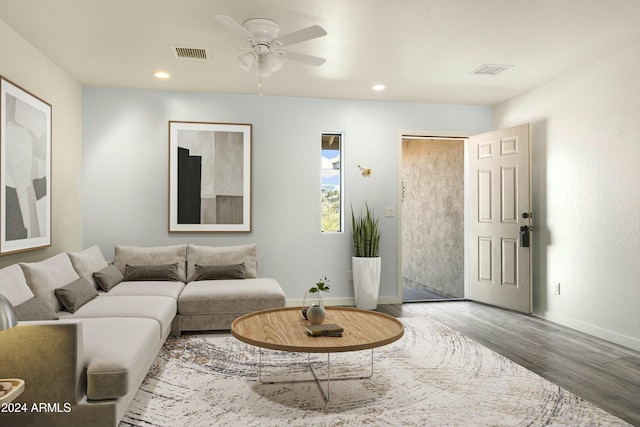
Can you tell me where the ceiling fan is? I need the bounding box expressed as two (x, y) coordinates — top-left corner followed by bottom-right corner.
(214, 15), (327, 79)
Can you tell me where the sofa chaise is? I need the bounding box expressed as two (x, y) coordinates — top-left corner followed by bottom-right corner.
(0, 243), (285, 427)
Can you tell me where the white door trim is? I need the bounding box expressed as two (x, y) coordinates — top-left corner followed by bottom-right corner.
(396, 129), (474, 303)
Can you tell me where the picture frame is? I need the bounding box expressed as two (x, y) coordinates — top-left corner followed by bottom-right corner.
(0, 77), (52, 255)
(169, 121), (252, 233)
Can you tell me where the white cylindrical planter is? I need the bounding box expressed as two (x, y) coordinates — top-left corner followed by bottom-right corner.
(352, 256), (381, 310)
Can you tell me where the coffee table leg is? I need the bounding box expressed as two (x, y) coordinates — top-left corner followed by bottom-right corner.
(308, 352), (331, 401)
(258, 350), (266, 383)
(257, 349), (374, 401)
(307, 350), (375, 401)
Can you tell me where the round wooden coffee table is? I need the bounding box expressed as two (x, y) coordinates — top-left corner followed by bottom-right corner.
(231, 306), (404, 400)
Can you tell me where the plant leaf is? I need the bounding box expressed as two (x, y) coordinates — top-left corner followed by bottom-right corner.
(351, 202), (381, 257)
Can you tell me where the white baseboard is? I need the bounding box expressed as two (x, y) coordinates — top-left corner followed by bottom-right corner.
(286, 295), (401, 308)
(538, 310), (640, 352)
(286, 297), (354, 307)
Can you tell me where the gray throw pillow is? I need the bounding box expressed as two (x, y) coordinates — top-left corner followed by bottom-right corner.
(55, 278), (99, 313)
(194, 263), (246, 281)
(114, 244), (187, 282)
(123, 263), (180, 281)
(186, 244), (257, 281)
(14, 296), (60, 321)
(93, 264), (124, 292)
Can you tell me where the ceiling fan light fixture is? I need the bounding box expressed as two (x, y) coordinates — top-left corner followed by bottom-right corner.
(237, 52), (256, 72)
(257, 65), (272, 78)
(253, 52), (282, 77)
(266, 53), (283, 72)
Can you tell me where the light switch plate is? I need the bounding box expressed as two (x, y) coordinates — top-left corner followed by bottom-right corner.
(384, 206), (395, 217)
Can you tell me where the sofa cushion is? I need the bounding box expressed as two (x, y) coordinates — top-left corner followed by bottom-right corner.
(55, 277), (99, 313)
(81, 317), (162, 400)
(0, 263), (34, 306)
(194, 263), (246, 281)
(14, 296), (60, 321)
(186, 244), (257, 282)
(178, 278), (285, 315)
(58, 295), (177, 338)
(93, 265), (124, 292)
(20, 253), (81, 312)
(114, 244), (187, 282)
(123, 263), (180, 281)
(67, 245), (109, 289)
(102, 280), (185, 299)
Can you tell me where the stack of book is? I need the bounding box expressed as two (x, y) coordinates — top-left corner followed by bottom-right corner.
(305, 323), (344, 337)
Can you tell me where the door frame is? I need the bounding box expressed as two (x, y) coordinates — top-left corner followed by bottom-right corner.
(396, 129), (474, 302)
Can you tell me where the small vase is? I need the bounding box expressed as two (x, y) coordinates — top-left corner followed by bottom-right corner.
(302, 290), (325, 320)
(306, 304), (326, 325)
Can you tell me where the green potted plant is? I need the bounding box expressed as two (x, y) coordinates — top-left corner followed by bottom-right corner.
(351, 203), (382, 309)
(302, 277), (330, 324)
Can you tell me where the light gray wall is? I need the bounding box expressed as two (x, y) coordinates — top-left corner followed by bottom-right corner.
(0, 19), (83, 268)
(82, 88), (491, 304)
(494, 42), (640, 351)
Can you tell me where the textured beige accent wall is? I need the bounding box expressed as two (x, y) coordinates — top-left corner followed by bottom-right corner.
(402, 139), (464, 297)
(0, 19), (83, 267)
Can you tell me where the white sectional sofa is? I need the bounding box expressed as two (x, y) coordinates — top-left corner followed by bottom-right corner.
(0, 243), (285, 427)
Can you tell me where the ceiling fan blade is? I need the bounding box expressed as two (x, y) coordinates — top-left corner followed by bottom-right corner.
(281, 50), (326, 66)
(274, 25), (327, 47)
(214, 15), (255, 41)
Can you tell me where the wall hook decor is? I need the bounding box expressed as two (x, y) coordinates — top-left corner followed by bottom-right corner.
(358, 165), (371, 177)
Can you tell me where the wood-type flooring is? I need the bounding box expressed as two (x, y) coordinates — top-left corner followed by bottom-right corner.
(376, 301), (640, 426)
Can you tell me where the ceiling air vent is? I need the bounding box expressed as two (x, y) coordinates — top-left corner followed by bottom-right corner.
(471, 64), (513, 75)
(172, 46), (210, 60)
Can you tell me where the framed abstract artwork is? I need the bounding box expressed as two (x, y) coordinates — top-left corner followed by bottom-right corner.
(169, 121), (252, 232)
(0, 77), (52, 255)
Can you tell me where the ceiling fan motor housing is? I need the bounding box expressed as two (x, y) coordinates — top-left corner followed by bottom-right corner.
(242, 18), (280, 43)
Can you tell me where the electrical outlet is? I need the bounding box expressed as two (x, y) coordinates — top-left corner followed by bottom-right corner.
(554, 282), (561, 295)
(347, 270), (353, 281)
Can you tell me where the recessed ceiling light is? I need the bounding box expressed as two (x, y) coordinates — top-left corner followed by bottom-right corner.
(371, 84), (386, 91)
(154, 71), (171, 79)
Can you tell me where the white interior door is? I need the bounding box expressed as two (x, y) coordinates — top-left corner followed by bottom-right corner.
(468, 124), (532, 313)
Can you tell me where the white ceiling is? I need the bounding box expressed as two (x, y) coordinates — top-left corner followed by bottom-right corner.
(2, 0), (640, 106)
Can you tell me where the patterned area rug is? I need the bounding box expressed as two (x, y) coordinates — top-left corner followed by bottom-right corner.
(121, 317), (629, 426)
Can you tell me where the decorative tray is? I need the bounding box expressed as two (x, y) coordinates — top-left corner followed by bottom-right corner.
(0, 379), (25, 403)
